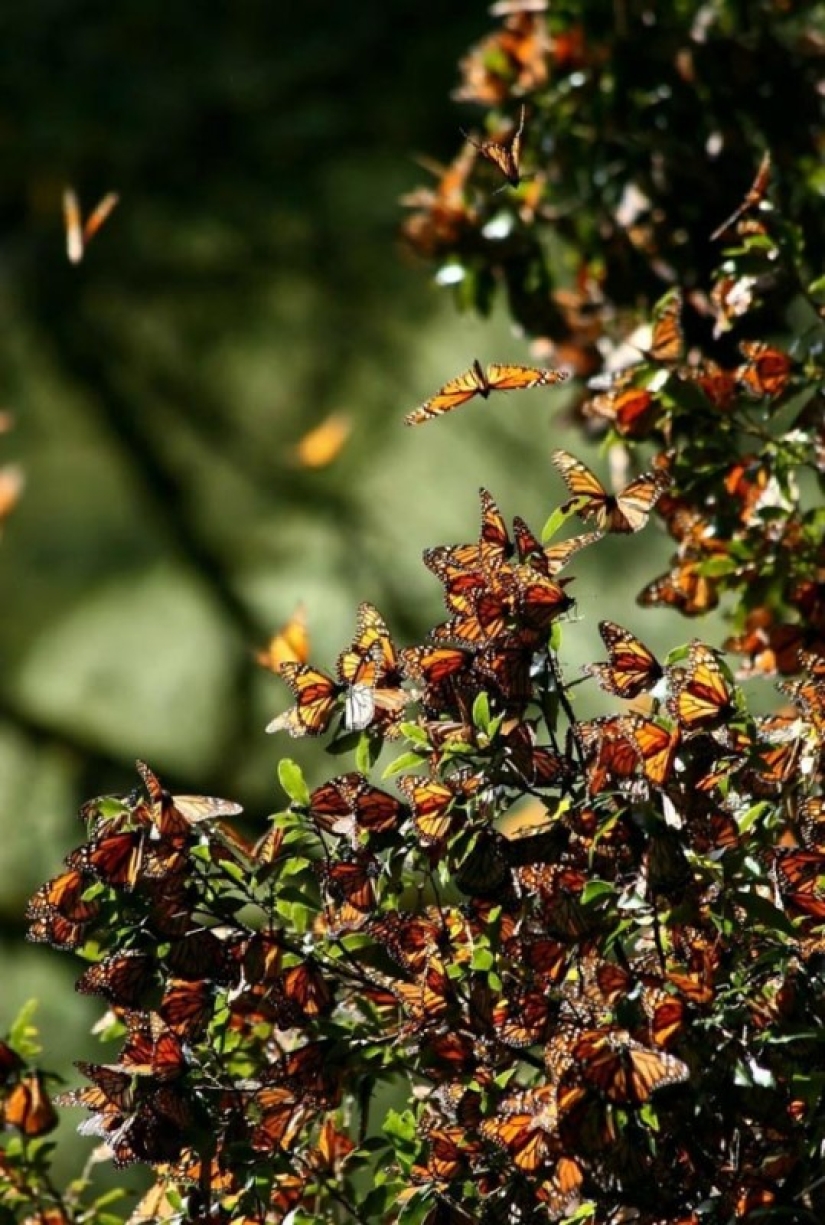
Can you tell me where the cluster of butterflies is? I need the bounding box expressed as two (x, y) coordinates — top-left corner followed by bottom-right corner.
(26, 492), (825, 1222)
(264, 465), (673, 744)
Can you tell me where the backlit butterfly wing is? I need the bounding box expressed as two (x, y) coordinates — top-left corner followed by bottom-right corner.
(404, 362), (490, 426)
(669, 642), (737, 734)
(3, 1073), (58, 1136)
(572, 1028), (689, 1105)
(256, 602), (310, 673)
(645, 290), (684, 366)
(551, 448), (669, 533)
(638, 558), (720, 617)
(265, 661), (341, 736)
(136, 760), (242, 825)
(485, 363), (568, 393)
(736, 341), (792, 399)
(462, 104), (526, 187)
(405, 361), (567, 425)
(584, 620), (663, 699)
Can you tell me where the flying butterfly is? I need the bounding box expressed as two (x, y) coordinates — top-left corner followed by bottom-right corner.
(584, 620), (664, 699)
(461, 104), (527, 188)
(404, 360), (568, 426)
(551, 448), (670, 534)
(256, 602), (310, 673)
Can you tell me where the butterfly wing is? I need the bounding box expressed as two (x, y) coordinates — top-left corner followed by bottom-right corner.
(486, 363), (568, 392)
(585, 620), (663, 698)
(404, 363), (488, 425)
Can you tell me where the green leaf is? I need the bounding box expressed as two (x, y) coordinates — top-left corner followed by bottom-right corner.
(277, 759), (310, 807)
(581, 879), (614, 905)
(541, 502), (580, 543)
(383, 752), (427, 779)
(472, 690), (491, 734)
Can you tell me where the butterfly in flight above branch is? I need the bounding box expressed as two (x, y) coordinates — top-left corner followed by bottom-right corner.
(404, 360), (567, 426)
(551, 448), (670, 533)
(461, 104), (527, 188)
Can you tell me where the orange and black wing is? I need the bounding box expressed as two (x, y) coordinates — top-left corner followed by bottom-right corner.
(669, 642), (737, 734)
(404, 362), (489, 426)
(265, 662), (341, 737)
(486, 362), (568, 393)
(585, 620), (663, 699)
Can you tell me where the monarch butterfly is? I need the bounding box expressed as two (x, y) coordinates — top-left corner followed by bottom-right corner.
(158, 978), (214, 1039)
(491, 986), (552, 1047)
(118, 1013), (187, 1082)
(63, 187), (119, 264)
(577, 716), (642, 794)
(3, 1072), (58, 1136)
(137, 760), (243, 828)
(669, 641), (737, 734)
(305, 773), (404, 839)
(321, 850), (379, 917)
(256, 602), (310, 673)
(26, 865), (100, 925)
(638, 557), (720, 617)
(481, 1085), (583, 1173)
(399, 643), (476, 712)
(587, 379), (660, 438)
(251, 1086), (311, 1152)
(76, 951), (156, 1007)
(637, 289), (684, 366)
(799, 797), (825, 851)
(630, 718), (680, 788)
(277, 958), (334, 1018)
(265, 661), (342, 736)
(461, 104), (527, 188)
(551, 448), (670, 533)
(572, 1027), (689, 1105)
(710, 150), (772, 241)
(736, 341), (792, 399)
(404, 360), (567, 426)
(584, 620), (664, 699)
(291, 410), (352, 468)
(397, 772), (477, 846)
(337, 604), (408, 733)
(455, 829), (511, 898)
(516, 519), (602, 577)
(773, 849), (825, 920)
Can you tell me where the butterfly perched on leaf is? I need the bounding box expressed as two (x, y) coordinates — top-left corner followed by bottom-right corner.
(551, 448), (670, 533)
(584, 620), (664, 699)
(461, 104), (527, 188)
(404, 360), (568, 426)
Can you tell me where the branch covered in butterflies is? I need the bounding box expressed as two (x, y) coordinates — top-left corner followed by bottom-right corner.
(12, 468), (825, 1224)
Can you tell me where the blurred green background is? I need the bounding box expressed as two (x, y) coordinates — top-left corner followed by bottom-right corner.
(0, 0), (695, 1191)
